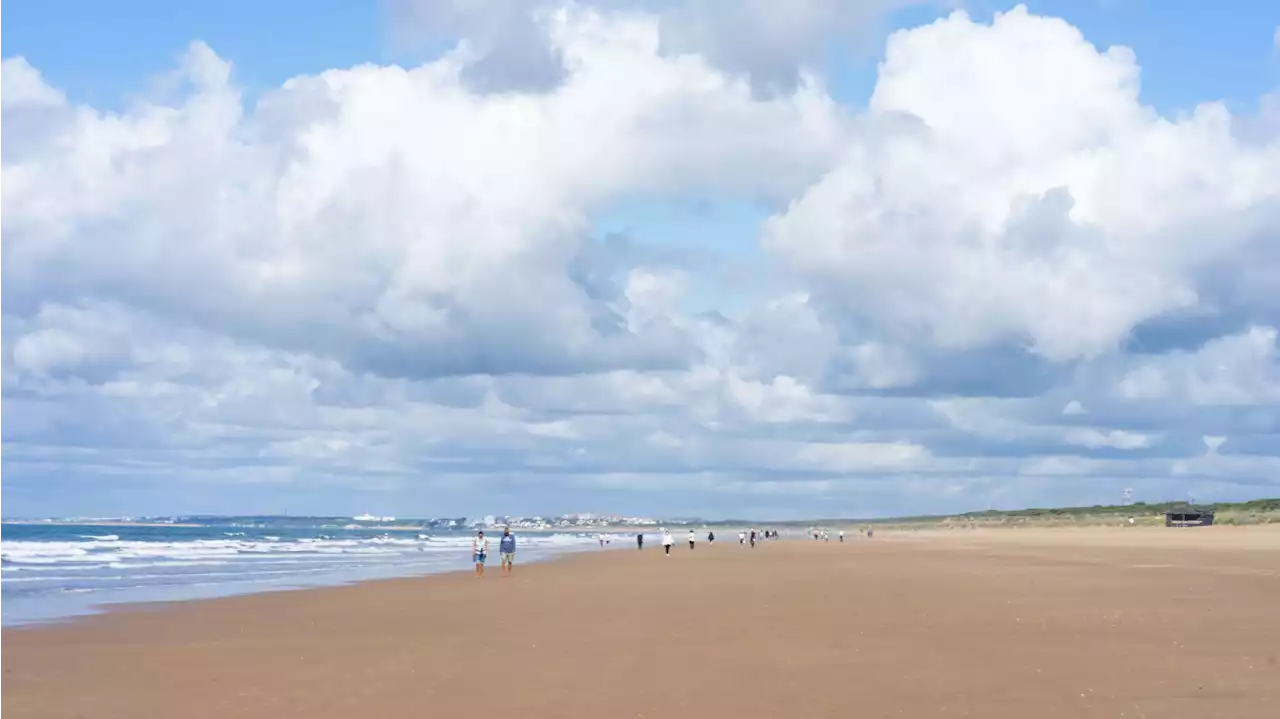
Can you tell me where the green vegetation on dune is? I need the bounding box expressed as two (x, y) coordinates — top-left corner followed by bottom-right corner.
(716, 498), (1280, 529)
(856, 498), (1280, 528)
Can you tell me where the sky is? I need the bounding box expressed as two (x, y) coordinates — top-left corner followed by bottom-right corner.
(3, 0), (1280, 520)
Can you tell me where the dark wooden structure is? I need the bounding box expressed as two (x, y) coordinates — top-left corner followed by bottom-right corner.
(1165, 506), (1215, 527)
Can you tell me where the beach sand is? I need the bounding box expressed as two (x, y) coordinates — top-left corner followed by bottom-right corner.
(5, 527), (1278, 718)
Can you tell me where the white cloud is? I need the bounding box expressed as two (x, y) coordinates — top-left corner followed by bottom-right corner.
(0, 57), (67, 108)
(763, 6), (1280, 362)
(657, 0), (921, 92)
(2, 13), (847, 380)
(1117, 326), (1280, 405)
(3, 3), (1279, 517)
(1063, 428), (1153, 450)
(387, 0), (931, 94)
(795, 440), (933, 471)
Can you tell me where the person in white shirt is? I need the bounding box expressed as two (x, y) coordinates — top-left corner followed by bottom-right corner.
(661, 528), (674, 556)
(472, 530), (489, 577)
(687, 529), (696, 550)
(738, 531), (746, 545)
(839, 530), (845, 543)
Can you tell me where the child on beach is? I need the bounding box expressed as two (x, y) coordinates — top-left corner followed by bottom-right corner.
(472, 530), (488, 577)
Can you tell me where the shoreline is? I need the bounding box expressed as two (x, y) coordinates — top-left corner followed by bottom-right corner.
(4, 543), (626, 632)
(1, 539), (619, 629)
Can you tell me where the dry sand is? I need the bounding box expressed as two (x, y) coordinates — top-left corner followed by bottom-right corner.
(4, 526), (1278, 718)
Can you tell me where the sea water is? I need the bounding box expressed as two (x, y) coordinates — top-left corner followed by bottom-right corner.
(1, 523), (630, 626)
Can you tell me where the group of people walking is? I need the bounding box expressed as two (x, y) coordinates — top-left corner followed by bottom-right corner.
(634, 526), (783, 554)
(473, 523), (870, 574)
(470, 527), (518, 577)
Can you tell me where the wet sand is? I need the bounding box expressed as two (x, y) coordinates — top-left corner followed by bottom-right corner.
(5, 527), (1279, 718)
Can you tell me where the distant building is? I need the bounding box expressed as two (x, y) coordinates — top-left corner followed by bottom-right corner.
(1165, 506), (1214, 527)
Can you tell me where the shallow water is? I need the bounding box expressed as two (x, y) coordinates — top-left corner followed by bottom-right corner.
(1, 523), (630, 626)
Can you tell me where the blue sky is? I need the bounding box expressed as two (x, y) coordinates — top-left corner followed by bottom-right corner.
(8, 1), (1277, 111)
(3, 1), (1279, 519)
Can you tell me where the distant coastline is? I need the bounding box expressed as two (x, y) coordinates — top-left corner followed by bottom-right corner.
(6, 498), (1277, 531)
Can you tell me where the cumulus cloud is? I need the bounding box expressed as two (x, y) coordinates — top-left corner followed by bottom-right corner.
(387, 0), (934, 94)
(764, 6), (1280, 362)
(2, 15), (845, 379)
(3, 3), (1279, 517)
(1116, 327), (1280, 405)
(657, 0), (923, 93)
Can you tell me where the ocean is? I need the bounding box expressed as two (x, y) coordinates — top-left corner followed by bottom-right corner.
(1, 523), (629, 626)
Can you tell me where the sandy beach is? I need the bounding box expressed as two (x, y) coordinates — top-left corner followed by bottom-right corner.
(5, 527), (1278, 718)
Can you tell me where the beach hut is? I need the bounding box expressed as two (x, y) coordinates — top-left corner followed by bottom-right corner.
(1164, 506), (1215, 527)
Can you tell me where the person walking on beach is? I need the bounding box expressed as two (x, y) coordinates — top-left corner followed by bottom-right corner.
(661, 528), (674, 556)
(499, 527), (516, 576)
(472, 530), (488, 577)
(749, 529), (756, 548)
(687, 529), (696, 550)
(707, 531), (715, 545)
(637, 532), (644, 550)
(839, 529), (845, 543)
(738, 531), (746, 545)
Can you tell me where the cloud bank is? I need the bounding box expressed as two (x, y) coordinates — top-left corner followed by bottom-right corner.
(3, 4), (1279, 518)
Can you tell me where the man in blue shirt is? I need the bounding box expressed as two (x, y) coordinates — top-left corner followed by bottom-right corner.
(499, 527), (517, 576)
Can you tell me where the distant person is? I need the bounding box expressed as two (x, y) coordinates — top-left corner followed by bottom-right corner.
(749, 529), (756, 548)
(708, 531), (715, 545)
(661, 528), (674, 556)
(838, 530), (845, 543)
(499, 527), (516, 576)
(866, 527), (874, 539)
(739, 531), (746, 545)
(637, 532), (645, 550)
(687, 529), (697, 550)
(598, 533), (606, 548)
(472, 530), (488, 577)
